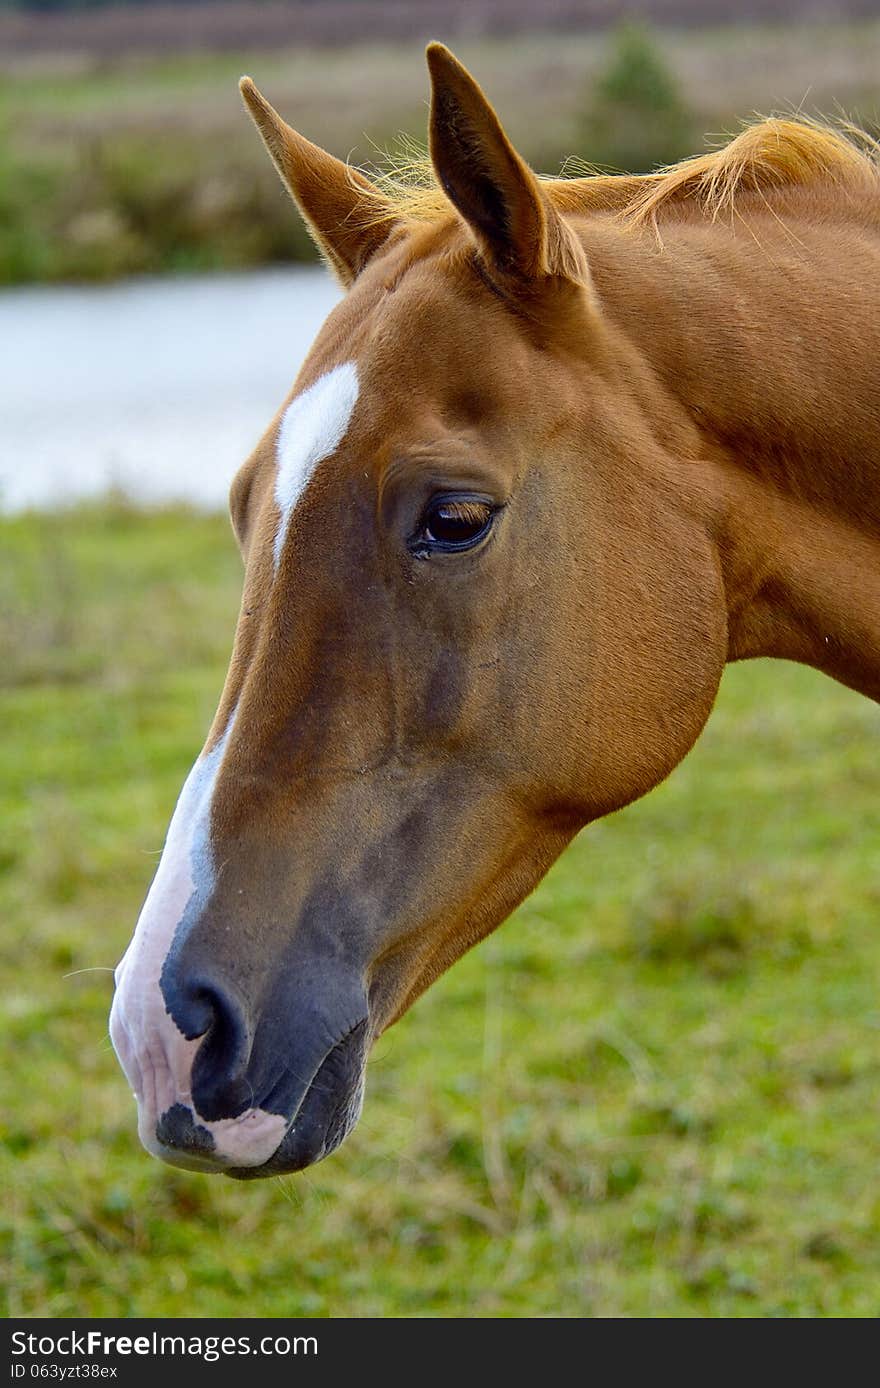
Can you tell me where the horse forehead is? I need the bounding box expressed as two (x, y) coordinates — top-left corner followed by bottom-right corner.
(316, 246), (486, 377)
(267, 248), (511, 511)
(278, 277), (467, 442)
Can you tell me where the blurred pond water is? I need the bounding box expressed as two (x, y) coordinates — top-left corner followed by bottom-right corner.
(0, 267), (340, 511)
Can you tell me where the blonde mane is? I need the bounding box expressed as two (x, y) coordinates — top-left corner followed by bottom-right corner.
(362, 117), (880, 233)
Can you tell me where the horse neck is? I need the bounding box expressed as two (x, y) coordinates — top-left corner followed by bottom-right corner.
(585, 197), (880, 702)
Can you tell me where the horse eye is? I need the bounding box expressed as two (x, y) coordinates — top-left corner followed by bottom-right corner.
(422, 497), (494, 551)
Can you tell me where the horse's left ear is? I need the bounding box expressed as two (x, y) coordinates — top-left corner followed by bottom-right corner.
(239, 77), (397, 287)
(426, 44), (588, 288)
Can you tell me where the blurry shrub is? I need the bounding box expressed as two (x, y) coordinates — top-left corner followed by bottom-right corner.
(0, 136), (61, 281)
(0, 125), (319, 284)
(579, 22), (693, 174)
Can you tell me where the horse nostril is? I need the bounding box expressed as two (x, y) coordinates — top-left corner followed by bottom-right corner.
(173, 984), (215, 1041)
(161, 958), (255, 1121)
(186, 982), (255, 1122)
(162, 959), (246, 1050)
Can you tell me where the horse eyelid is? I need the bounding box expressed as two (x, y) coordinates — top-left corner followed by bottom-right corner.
(408, 494), (499, 557)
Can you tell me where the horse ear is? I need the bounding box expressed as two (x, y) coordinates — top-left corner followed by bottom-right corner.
(239, 77), (397, 287)
(426, 44), (588, 287)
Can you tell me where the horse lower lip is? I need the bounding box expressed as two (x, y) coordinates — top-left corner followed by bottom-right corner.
(224, 1019), (368, 1179)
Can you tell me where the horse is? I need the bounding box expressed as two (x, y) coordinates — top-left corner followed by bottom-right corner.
(109, 44), (880, 1177)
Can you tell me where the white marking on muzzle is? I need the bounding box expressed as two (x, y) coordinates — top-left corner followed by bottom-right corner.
(109, 708), (286, 1169)
(273, 360), (359, 569)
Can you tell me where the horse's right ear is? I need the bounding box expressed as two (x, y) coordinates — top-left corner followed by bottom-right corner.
(426, 44), (588, 290)
(239, 77), (397, 288)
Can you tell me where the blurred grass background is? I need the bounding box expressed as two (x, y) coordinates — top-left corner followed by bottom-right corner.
(1, 4), (879, 282)
(3, 0), (880, 1320)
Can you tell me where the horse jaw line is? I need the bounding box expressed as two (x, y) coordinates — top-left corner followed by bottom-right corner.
(273, 361), (360, 570)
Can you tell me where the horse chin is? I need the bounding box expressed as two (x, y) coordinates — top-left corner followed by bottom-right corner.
(224, 1020), (368, 1180)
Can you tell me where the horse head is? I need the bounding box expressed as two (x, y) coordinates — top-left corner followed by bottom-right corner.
(110, 46), (726, 1176)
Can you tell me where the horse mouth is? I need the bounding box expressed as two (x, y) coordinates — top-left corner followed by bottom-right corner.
(224, 1019), (369, 1179)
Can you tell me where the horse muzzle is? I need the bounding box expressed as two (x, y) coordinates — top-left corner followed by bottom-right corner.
(148, 1022), (368, 1178)
(110, 943), (370, 1177)
(224, 1019), (368, 1178)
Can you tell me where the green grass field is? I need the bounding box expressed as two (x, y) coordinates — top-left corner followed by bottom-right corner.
(2, 501), (879, 1318)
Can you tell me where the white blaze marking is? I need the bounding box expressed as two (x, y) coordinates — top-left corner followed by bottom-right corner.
(110, 359), (361, 1170)
(273, 360), (359, 569)
(109, 708), (286, 1169)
